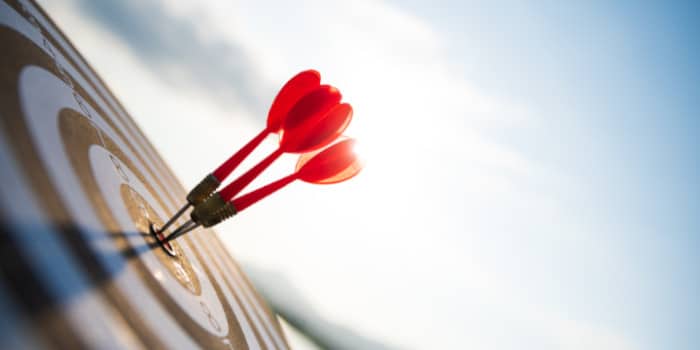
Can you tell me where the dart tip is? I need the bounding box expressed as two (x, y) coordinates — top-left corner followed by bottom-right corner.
(157, 203), (192, 234)
(164, 220), (199, 243)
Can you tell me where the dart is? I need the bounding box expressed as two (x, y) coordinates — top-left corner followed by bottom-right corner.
(218, 93), (350, 202)
(157, 69), (322, 234)
(165, 92), (353, 238)
(165, 138), (362, 242)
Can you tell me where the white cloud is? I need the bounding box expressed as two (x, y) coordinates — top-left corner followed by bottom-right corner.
(38, 0), (637, 349)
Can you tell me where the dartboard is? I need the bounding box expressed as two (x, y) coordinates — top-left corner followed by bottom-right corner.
(0, 1), (289, 348)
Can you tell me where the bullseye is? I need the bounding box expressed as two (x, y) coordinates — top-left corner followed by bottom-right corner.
(151, 223), (177, 257)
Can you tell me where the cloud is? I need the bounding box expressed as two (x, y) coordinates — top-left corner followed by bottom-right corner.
(211, 1), (636, 349)
(37, 0), (640, 348)
(75, 0), (271, 117)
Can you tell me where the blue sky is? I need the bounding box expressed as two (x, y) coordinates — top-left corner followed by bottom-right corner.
(426, 2), (700, 348)
(39, 0), (699, 349)
(401, 0), (700, 229)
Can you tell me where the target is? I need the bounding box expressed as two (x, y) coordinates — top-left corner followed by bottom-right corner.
(0, 0), (289, 348)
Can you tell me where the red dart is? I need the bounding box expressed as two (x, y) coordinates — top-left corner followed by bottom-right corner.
(217, 86), (350, 201)
(233, 138), (362, 212)
(293, 137), (362, 184)
(165, 86), (351, 238)
(166, 138), (362, 241)
(157, 69), (320, 234)
(211, 69), (321, 181)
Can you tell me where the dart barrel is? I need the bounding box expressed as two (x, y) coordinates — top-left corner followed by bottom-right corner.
(186, 173), (222, 206)
(191, 193), (238, 228)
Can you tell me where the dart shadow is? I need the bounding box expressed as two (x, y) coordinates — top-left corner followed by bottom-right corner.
(98, 228), (164, 258)
(0, 219), (179, 331)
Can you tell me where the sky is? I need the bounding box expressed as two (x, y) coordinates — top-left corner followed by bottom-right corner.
(36, 0), (699, 349)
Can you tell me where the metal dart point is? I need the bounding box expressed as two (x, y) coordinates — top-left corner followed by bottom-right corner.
(157, 203), (190, 234)
(164, 192), (238, 242)
(164, 219), (200, 243)
(157, 174), (220, 234)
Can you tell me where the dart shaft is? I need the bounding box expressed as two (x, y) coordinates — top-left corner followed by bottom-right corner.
(232, 173), (297, 212)
(212, 128), (270, 181)
(219, 148), (284, 200)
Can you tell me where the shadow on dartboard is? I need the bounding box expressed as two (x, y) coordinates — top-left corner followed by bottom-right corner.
(0, 220), (159, 306)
